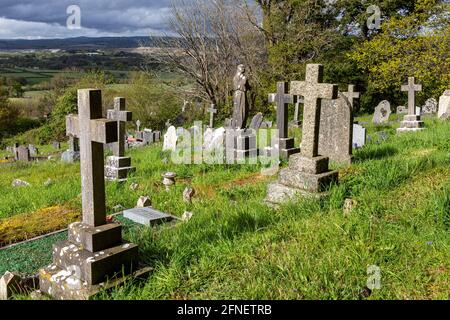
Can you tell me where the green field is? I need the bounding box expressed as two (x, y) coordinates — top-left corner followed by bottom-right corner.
(0, 67), (81, 86)
(0, 117), (448, 300)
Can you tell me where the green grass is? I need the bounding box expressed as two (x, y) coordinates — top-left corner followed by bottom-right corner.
(0, 118), (449, 300)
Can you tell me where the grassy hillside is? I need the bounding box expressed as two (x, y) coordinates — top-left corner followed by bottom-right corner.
(0, 117), (448, 300)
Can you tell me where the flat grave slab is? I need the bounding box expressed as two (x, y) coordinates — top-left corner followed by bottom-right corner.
(123, 207), (175, 226)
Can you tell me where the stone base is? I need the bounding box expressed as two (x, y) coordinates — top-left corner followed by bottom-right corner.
(105, 156), (135, 182)
(39, 265), (151, 300)
(279, 169), (338, 193)
(265, 154), (339, 205)
(265, 182), (330, 205)
(51, 240), (138, 285)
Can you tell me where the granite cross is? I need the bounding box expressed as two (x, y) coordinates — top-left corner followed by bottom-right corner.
(401, 77), (422, 115)
(343, 85), (360, 110)
(290, 64), (338, 158)
(208, 104), (218, 128)
(66, 89), (118, 227)
(269, 82), (297, 139)
(107, 97), (132, 157)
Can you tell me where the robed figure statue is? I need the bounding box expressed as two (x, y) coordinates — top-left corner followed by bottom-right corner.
(232, 64), (250, 129)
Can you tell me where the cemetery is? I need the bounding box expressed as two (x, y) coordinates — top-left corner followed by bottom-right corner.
(0, 0), (449, 302)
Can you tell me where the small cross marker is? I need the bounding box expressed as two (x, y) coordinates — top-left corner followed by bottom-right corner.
(208, 104), (218, 128)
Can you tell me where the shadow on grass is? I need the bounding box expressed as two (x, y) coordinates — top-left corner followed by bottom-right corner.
(354, 145), (398, 162)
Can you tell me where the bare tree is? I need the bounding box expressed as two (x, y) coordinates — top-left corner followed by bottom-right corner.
(146, 0), (267, 112)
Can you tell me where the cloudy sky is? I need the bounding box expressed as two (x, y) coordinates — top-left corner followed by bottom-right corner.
(0, 0), (173, 39)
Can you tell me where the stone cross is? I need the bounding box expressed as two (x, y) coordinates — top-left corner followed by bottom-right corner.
(107, 97), (132, 157)
(401, 77), (422, 115)
(208, 104), (218, 128)
(291, 64), (338, 158)
(269, 82), (296, 139)
(136, 119), (141, 132)
(66, 89), (118, 227)
(343, 85), (360, 110)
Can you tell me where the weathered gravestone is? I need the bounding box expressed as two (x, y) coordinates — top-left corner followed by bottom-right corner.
(319, 91), (355, 164)
(204, 127), (226, 162)
(397, 106), (407, 114)
(397, 77), (425, 133)
(17, 146), (31, 162)
(438, 90), (450, 119)
(290, 99), (302, 127)
(153, 131), (161, 142)
(142, 129), (154, 145)
(28, 145), (38, 157)
(163, 126), (178, 152)
(352, 124), (366, 149)
(266, 64), (339, 205)
(422, 98), (437, 114)
(61, 135), (80, 163)
(52, 141), (61, 150)
(268, 82), (300, 159)
(250, 112), (264, 130)
(39, 89), (142, 300)
(105, 97), (135, 182)
(373, 100), (391, 124)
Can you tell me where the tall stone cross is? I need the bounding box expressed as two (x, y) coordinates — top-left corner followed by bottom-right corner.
(66, 89), (118, 227)
(291, 64), (338, 158)
(343, 85), (360, 110)
(269, 82), (297, 139)
(208, 104), (217, 128)
(107, 97), (132, 157)
(401, 77), (422, 115)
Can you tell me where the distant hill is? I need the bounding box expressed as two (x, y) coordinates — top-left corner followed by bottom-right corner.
(0, 36), (171, 51)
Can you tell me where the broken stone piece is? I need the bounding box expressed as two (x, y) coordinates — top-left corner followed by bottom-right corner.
(136, 196), (152, 208)
(12, 179), (30, 187)
(183, 187), (195, 203)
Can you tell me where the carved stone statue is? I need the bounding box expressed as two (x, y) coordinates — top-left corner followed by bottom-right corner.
(232, 64), (250, 129)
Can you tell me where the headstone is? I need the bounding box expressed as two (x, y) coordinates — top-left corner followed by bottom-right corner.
(290, 98), (303, 127)
(397, 77), (425, 133)
(105, 97), (135, 182)
(52, 141), (61, 150)
(17, 146), (31, 162)
(250, 113), (264, 130)
(266, 64), (339, 205)
(123, 207), (174, 226)
(153, 131), (161, 142)
(12, 143), (19, 161)
(268, 82), (300, 159)
(373, 101), (391, 124)
(422, 98), (437, 114)
(204, 127), (226, 153)
(61, 135), (80, 163)
(163, 126), (178, 152)
(203, 128), (214, 149)
(208, 104), (218, 128)
(352, 124), (366, 149)
(397, 106), (407, 114)
(28, 145), (38, 156)
(438, 90), (450, 119)
(319, 92), (354, 164)
(142, 129), (153, 145)
(39, 89), (140, 300)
